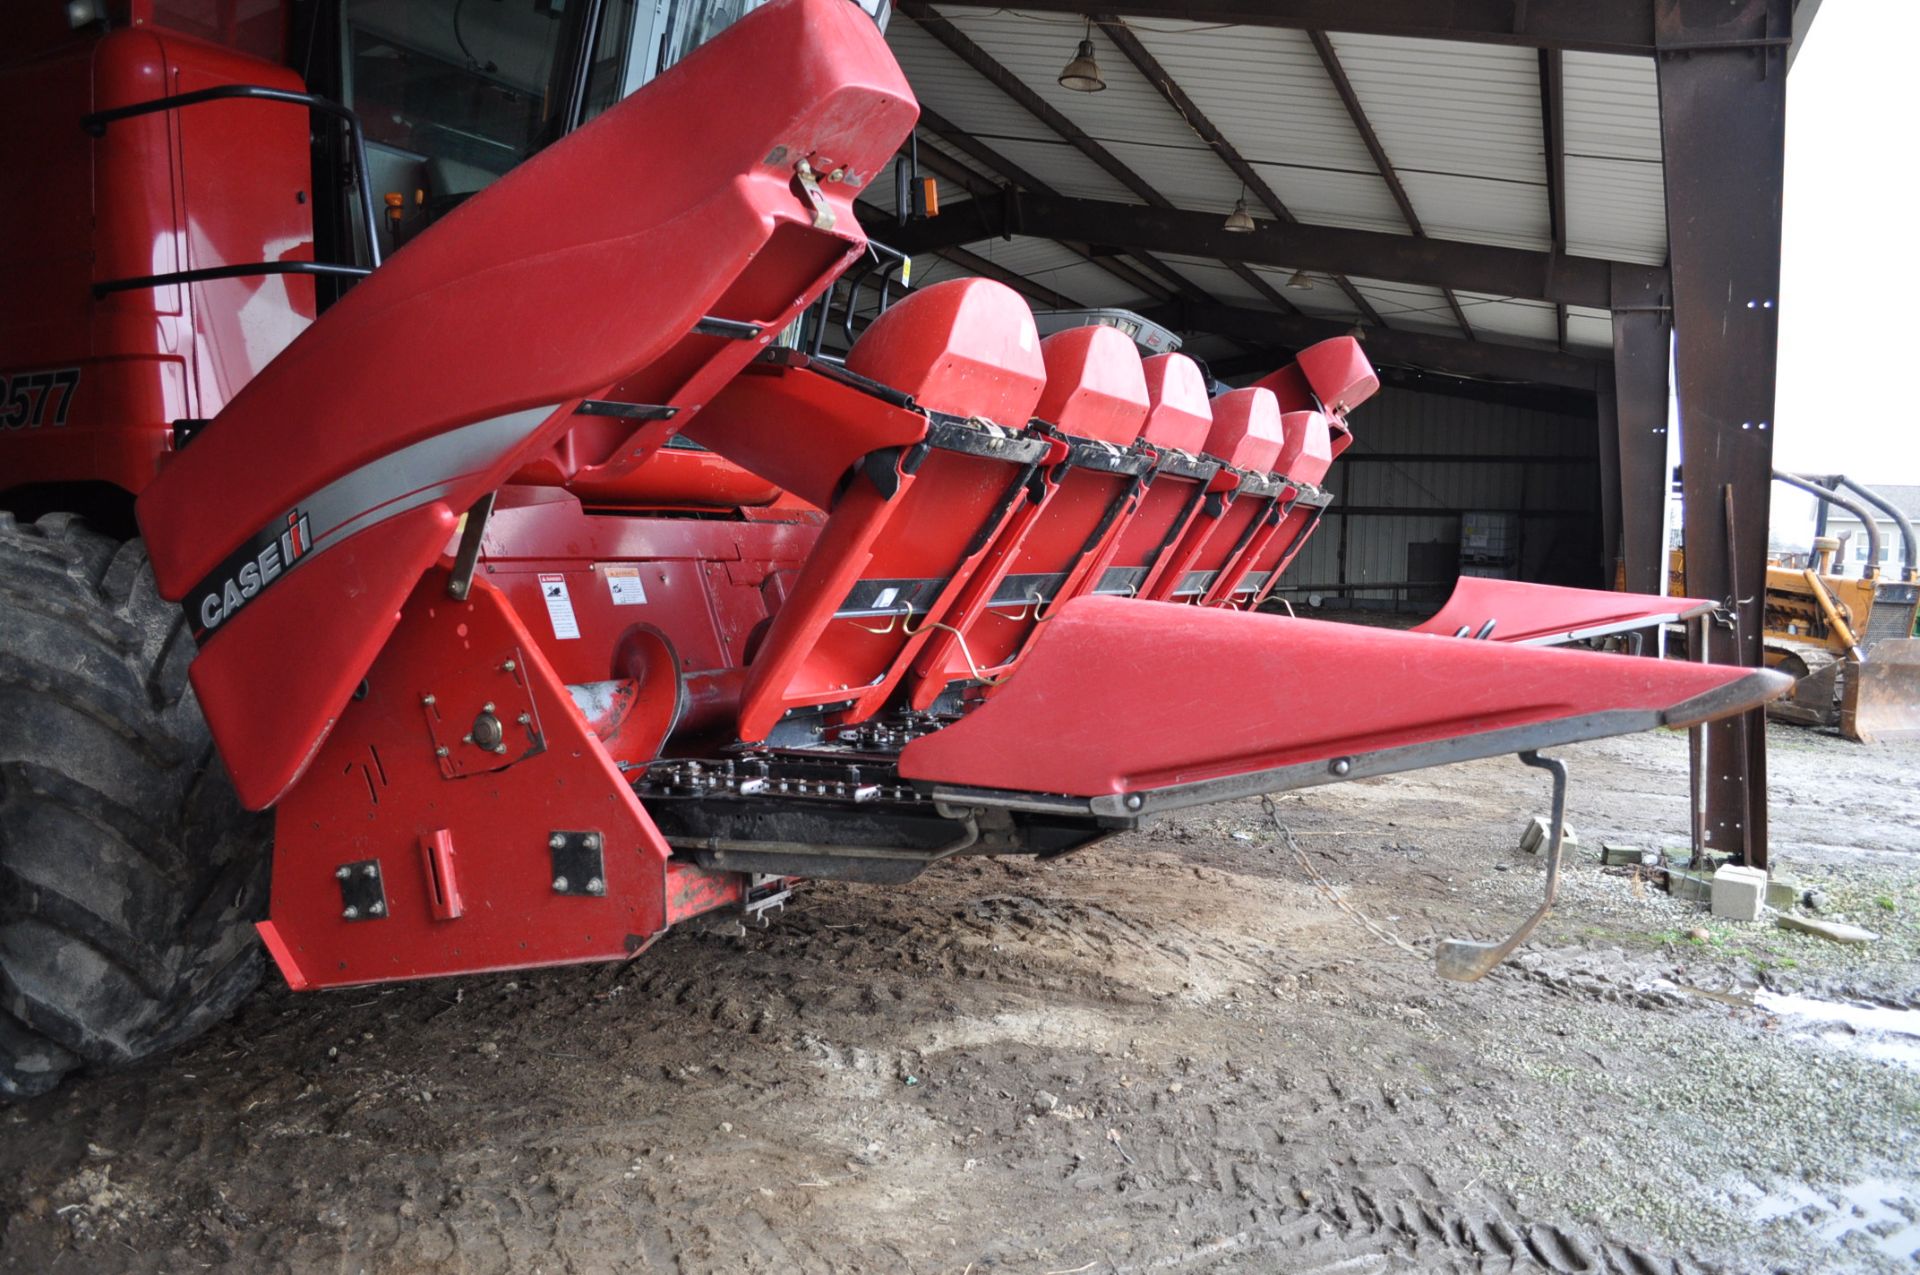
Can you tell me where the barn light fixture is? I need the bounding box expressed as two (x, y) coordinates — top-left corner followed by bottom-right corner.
(1223, 198), (1256, 234)
(1286, 269), (1313, 290)
(1059, 22), (1107, 92)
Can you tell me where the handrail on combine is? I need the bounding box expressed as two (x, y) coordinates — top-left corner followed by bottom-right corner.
(82, 84), (382, 297)
(803, 240), (913, 359)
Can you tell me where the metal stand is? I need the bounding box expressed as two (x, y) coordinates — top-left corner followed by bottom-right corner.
(1435, 750), (1567, 982)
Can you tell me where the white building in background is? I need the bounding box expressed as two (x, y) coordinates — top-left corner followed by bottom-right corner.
(1814, 483), (1920, 576)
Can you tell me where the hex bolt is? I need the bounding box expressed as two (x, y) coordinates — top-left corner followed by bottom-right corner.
(552, 876), (569, 892)
(368, 901), (384, 916)
(422, 694), (436, 706)
(502, 660), (517, 673)
(435, 746), (450, 757)
(549, 833), (567, 850)
(517, 712), (531, 725)
(462, 733), (474, 744)
(363, 864), (378, 878)
(584, 833), (601, 851)
(343, 905), (360, 919)
(334, 866), (351, 880)
(586, 877), (606, 896)
(482, 702), (495, 714)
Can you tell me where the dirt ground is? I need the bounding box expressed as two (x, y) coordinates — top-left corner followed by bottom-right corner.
(3, 722), (1918, 1274)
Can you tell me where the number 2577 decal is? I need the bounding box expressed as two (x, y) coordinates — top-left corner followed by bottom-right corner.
(1, 368), (81, 428)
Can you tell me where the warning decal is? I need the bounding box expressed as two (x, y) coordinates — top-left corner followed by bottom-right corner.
(604, 565), (649, 606)
(538, 573), (581, 640)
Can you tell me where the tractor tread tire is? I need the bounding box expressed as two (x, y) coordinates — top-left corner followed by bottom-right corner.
(0, 512), (269, 1101)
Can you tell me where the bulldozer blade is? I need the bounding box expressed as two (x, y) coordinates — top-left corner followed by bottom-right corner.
(900, 595), (1792, 817)
(1844, 639), (1920, 742)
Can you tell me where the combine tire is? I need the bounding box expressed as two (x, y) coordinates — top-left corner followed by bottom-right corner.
(0, 513), (269, 1100)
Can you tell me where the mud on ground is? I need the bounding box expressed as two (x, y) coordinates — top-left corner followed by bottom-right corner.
(3, 724), (1918, 1274)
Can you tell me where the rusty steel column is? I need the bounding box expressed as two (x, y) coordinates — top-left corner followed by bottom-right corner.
(1609, 263), (1674, 598)
(1656, 0), (1789, 869)
(1595, 387), (1622, 588)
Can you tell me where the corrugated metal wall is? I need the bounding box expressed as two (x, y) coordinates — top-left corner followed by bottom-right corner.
(1278, 387), (1600, 612)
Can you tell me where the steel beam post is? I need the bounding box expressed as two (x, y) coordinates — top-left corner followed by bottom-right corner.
(1595, 387), (1622, 589)
(1657, 0), (1788, 869)
(1609, 263), (1673, 597)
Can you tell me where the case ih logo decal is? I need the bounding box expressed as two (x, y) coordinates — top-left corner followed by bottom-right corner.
(179, 405), (562, 646)
(189, 509), (314, 638)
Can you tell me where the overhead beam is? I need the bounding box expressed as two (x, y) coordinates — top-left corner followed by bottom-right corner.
(1304, 30), (1470, 337)
(1147, 300), (1608, 390)
(901, 117), (1177, 302)
(1094, 15), (1381, 326)
(933, 1), (1666, 56)
(886, 193), (1666, 309)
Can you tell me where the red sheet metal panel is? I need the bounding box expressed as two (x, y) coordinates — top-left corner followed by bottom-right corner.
(1198, 386), (1284, 475)
(135, 0), (917, 807)
(903, 326), (1150, 706)
(1411, 577), (1715, 645)
(1028, 325), (1150, 444)
(845, 277), (1047, 424)
(1294, 336), (1380, 415)
(1217, 409), (1336, 604)
(725, 280), (1053, 741)
(262, 572), (675, 990)
(1144, 388), (1284, 602)
(1068, 357), (1219, 604)
(1137, 354), (1212, 454)
(897, 595), (1790, 800)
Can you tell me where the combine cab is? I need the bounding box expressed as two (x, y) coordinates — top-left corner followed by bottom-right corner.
(0, 0), (1786, 1099)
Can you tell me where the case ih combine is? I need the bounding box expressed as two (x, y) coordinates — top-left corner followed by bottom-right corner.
(0, 0), (1787, 1099)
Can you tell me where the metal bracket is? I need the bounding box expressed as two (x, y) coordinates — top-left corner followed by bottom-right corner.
(447, 492), (496, 601)
(1434, 751), (1567, 982)
(792, 158), (837, 231)
(547, 831), (607, 896)
(335, 858), (388, 921)
(743, 873), (793, 927)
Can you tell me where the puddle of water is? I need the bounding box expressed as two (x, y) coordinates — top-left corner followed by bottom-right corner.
(1746, 1177), (1920, 1262)
(1753, 991), (1920, 1070)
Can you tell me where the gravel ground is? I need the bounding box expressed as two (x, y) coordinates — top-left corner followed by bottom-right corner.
(2, 722), (1916, 1274)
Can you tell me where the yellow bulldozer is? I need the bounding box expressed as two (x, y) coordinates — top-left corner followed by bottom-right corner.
(1648, 475), (1919, 741)
(1731, 475), (1917, 741)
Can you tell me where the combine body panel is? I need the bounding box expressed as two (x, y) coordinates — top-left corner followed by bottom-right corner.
(0, 16), (314, 498)
(0, 0), (1793, 1090)
(134, 0), (916, 807)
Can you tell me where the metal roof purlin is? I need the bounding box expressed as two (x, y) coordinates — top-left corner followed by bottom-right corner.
(1539, 48), (1571, 350)
(1305, 29), (1474, 339)
(940, 244), (1084, 308)
(1092, 13), (1384, 328)
(898, 0), (1284, 323)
